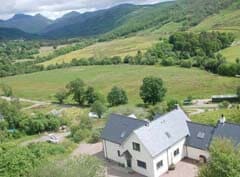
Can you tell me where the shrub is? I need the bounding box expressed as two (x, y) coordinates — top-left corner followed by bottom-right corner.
(91, 101), (107, 118)
(161, 57), (175, 66)
(107, 86), (128, 106)
(180, 60), (192, 68)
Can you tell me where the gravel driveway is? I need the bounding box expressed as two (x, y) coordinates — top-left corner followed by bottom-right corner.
(72, 143), (198, 177)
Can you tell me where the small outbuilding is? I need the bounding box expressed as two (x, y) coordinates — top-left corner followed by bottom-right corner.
(212, 94), (239, 103)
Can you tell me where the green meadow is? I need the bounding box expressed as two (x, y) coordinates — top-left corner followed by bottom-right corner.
(1, 65), (239, 104)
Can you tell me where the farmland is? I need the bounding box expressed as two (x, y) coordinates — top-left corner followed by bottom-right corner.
(1, 65), (239, 104)
(41, 35), (158, 66)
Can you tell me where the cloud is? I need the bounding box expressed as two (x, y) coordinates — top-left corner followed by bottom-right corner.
(0, 0), (168, 20)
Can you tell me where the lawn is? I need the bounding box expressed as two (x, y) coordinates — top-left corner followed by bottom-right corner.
(190, 8), (240, 39)
(220, 44), (240, 63)
(190, 108), (240, 125)
(1, 65), (239, 105)
(41, 35), (158, 66)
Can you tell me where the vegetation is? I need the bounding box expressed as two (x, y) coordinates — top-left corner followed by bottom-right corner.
(0, 100), (65, 142)
(70, 116), (93, 143)
(91, 101), (107, 118)
(30, 156), (104, 177)
(1, 65), (239, 103)
(1, 84), (13, 97)
(198, 138), (240, 177)
(140, 77), (167, 105)
(190, 108), (240, 126)
(107, 86), (128, 106)
(54, 89), (68, 104)
(0, 142), (66, 177)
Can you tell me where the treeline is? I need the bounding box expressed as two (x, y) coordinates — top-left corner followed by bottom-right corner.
(0, 100), (66, 142)
(0, 39), (94, 77)
(0, 40), (40, 60)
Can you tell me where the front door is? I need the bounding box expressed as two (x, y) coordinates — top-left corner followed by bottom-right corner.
(127, 159), (132, 168)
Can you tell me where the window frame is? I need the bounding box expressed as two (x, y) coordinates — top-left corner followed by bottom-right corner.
(132, 142), (141, 152)
(174, 148), (180, 157)
(156, 160), (163, 169)
(117, 150), (121, 157)
(137, 160), (147, 169)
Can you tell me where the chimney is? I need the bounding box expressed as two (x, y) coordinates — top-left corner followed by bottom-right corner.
(219, 114), (226, 124)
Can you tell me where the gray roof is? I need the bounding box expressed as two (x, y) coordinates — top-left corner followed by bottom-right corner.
(134, 108), (190, 157)
(213, 122), (240, 145)
(186, 122), (215, 150)
(101, 114), (147, 145)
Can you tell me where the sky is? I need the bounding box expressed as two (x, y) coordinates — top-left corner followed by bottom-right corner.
(0, 0), (168, 20)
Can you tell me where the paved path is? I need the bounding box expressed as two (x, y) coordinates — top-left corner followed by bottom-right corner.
(21, 132), (70, 146)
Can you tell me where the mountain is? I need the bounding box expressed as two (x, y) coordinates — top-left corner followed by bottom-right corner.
(41, 4), (140, 38)
(41, 0), (236, 39)
(0, 14), (52, 33)
(0, 27), (38, 40)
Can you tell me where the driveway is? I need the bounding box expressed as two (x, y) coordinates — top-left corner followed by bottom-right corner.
(72, 143), (198, 177)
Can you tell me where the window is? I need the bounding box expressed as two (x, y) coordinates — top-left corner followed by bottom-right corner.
(137, 160), (147, 169)
(133, 142), (140, 151)
(117, 150), (120, 157)
(174, 148), (180, 156)
(157, 160), (163, 169)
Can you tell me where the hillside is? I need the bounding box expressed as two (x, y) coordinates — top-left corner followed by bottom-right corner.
(42, 35), (158, 65)
(1, 65), (239, 103)
(191, 0), (240, 62)
(0, 14), (52, 34)
(0, 27), (38, 40)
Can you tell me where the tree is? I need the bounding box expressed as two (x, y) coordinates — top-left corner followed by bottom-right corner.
(140, 77), (167, 105)
(107, 86), (128, 106)
(198, 138), (240, 177)
(54, 89), (68, 104)
(167, 99), (178, 111)
(1, 84), (13, 97)
(66, 79), (86, 105)
(91, 101), (107, 118)
(85, 86), (98, 105)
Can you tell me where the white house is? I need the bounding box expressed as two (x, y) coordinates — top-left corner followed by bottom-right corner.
(101, 108), (240, 177)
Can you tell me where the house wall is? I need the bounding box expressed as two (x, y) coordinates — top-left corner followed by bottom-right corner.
(123, 133), (154, 177)
(152, 138), (186, 177)
(102, 140), (125, 165)
(186, 146), (209, 161)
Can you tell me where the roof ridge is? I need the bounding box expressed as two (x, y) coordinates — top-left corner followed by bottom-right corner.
(110, 113), (147, 123)
(187, 121), (215, 128)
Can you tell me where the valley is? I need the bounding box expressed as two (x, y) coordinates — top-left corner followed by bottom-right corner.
(0, 0), (240, 177)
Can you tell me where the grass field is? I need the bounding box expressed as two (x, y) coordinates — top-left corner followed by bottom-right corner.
(190, 8), (240, 39)
(1, 65), (239, 104)
(41, 36), (158, 66)
(220, 43), (240, 63)
(190, 108), (240, 125)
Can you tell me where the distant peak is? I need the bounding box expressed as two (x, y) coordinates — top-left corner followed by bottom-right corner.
(12, 13), (31, 19)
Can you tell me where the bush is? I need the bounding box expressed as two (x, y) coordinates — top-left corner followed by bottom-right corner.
(161, 57), (175, 66)
(91, 101), (107, 118)
(107, 86), (128, 106)
(88, 129), (101, 144)
(73, 129), (90, 143)
(1, 84), (13, 97)
(180, 60), (192, 68)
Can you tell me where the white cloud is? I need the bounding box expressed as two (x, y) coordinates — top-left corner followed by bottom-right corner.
(0, 0), (168, 20)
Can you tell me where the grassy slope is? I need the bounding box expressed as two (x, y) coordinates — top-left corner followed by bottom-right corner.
(190, 3), (240, 62)
(1, 65), (239, 104)
(41, 35), (158, 66)
(190, 108), (240, 125)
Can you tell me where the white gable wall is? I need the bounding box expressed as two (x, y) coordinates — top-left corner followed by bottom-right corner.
(123, 132), (155, 177)
(153, 138), (186, 177)
(102, 140), (125, 165)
